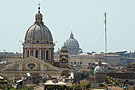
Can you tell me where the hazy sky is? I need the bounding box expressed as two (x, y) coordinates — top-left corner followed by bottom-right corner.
(0, 0), (135, 53)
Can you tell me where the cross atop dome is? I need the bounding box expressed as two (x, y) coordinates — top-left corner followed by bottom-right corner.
(38, 3), (41, 7)
(38, 3), (41, 13)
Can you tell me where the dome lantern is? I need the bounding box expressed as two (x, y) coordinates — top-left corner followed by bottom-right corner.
(70, 32), (74, 39)
(35, 5), (43, 24)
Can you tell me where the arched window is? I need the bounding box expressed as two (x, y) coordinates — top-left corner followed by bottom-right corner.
(46, 50), (49, 60)
(62, 58), (66, 63)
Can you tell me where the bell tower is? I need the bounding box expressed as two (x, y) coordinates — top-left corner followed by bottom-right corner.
(59, 44), (69, 68)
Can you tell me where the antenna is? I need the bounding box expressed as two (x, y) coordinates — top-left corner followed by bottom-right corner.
(104, 12), (107, 62)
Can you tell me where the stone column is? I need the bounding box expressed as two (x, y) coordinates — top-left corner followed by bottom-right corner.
(39, 49), (41, 59)
(25, 49), (27, 59)
(23, 48), (25, 59)
(49, 48), (51, 60)
(43, 48), (45, 60)
(33, 49), (35, 57)
(30, 48), (33, 56)
(40, 64), (44, 71)
(51, 48), (54, 60)
(41, 48), (43, 60)
(19, 64), (22, 71)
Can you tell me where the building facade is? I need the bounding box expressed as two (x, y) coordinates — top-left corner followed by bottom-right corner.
(0, 6), (63, 81)
(0, 52), (21, 62)
(54, 53), (122, 66)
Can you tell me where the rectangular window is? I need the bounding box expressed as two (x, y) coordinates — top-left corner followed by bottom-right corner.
(71, 62), (73, 64)
(27, 50), (29, 57)
(74, 62), (76, 64)
(35, 50), (39, 58)
(46, 50), (49, 60)
(80, 62), (82, 64)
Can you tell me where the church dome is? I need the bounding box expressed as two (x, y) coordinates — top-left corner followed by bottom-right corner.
(64, 32), (81, 55)
(78, 49), (83, 54)
(24, 7), (53, 44)
(94, 60), (105, 74)
(94, 66), (105, 74)
(61, 44), (68, 50)
(65, 32), (79, 48)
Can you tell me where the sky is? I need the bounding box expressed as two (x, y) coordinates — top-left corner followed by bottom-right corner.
(0, 0), (135, 53)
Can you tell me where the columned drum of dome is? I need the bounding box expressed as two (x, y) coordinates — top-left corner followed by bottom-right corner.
(65, 32), (82, 55)
(23, 6), (55, 63)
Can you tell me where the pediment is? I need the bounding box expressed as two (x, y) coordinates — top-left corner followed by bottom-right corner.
(2, 56), (62, 73)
